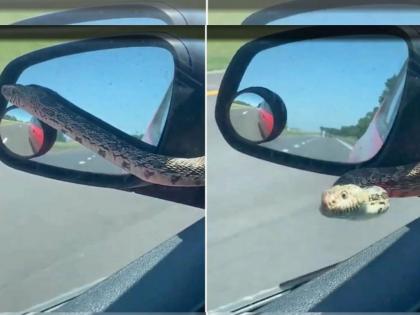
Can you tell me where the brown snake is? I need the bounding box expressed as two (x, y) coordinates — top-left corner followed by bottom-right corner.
(320, 163), (420, 220)
(1, 84), (204, 187)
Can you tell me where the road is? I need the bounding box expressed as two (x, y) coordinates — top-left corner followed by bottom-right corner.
(0, 126), (203, 310)
(262, 135), (351, 162)
(207, 71), (420, 309)
(0, 123), (127, 174)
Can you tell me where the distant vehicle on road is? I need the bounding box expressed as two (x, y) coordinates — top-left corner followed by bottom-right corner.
(257, 100), (274, 139)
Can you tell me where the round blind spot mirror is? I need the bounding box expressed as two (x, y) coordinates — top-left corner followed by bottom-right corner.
(0, 107), (45, 157)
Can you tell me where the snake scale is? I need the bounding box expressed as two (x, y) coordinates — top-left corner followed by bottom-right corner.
(1, 84), (205, 187)
(320, 163), (420, 220)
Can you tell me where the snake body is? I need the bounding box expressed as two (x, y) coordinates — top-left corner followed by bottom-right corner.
(320, 163), (420, 219)
(1, 84), (204, 187)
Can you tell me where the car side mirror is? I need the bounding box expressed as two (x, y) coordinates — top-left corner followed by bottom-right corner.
(216, 26), (420, 176)
(0, 32), (203, 190)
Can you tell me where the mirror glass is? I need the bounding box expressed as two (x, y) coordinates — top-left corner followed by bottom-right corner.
(229, 92), (274, 142)
(238, 35), (408, 163)
(0, 107), (43, 157)
(5, 44), (175, 175)
(268, 5), (420, 25)
(16, 45), (174, 147)
(32, 130), (128, 175)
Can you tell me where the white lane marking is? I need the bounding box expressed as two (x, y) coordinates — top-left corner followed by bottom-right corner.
(87, 157), (92, 161)
(78, 161), (86, 165)
(294, 144), (300, 148)
(282, 149), (289, 153)
(242, 111), (248, 115)
(2, 137), (7, 144)
(301, 141), (306, 145)
(335, 138), (353, 150)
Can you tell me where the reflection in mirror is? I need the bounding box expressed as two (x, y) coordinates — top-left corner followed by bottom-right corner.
(0, 106), (126, 174)
(32, 130), (128, 175)
(7, 44), (175, 175)
(16, 45), (174, 147)
(230, 92), (274, 142)
(73, 17), (167, 25)
(239, 35), (408, 163)
(0, 107), (42, 157)
(268, 5), (420, 25)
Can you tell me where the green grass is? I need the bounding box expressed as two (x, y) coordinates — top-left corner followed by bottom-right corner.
(51, 141), (82, 152)
(208, 0), (290, 24)
(207, 28), (296, 71)
(207, 39), (247, 71)
(0, 9), (53, 24)
(284, 130), (321, 136)
(231, 103), (252, 110)
(0, 119), (21, 126)
(208, 10), (255, 25)
(0, 39), (65, 73)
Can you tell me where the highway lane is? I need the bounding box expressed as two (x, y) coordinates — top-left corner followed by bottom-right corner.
(34, 146), (126, 174)
(263, 135), (352, 162)
(229, 103), (353, 162)
(0, 123), (127, 174)
(207, 72), (420, 309)
(0, 126), (203, 310)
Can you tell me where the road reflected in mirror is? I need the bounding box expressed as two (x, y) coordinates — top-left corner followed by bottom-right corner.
(0, 107), (43, 157)
(229, 92), (274, 142)
(32, 130), (127, 175)
(4, 43), (176, 175)
(15, 45), (175, 147)
(239, 35), (408, 163)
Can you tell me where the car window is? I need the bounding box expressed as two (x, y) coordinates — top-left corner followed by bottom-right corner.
(0, 37), (203, 311)
(375, 63), (408, 138)
(207, 36), (420, 310)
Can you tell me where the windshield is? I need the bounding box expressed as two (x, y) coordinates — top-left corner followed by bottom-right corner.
(0, 37), (203, 311)
(207, 35), (420, 309)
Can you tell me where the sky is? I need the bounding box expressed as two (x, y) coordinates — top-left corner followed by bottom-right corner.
(239, 35), (408, 132)
(269, 6), (420, 25)
(16, 45), (175, 140)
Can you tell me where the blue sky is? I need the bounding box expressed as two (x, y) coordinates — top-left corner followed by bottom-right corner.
(239, 36), (408, 132)
(270, 6), (420, 25)
(16, 46), (174, 137)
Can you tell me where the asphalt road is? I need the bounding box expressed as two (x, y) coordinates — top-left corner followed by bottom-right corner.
(229, 105), (352, 162)
(263, 135), (351, 162)
(0, 126), (203, 310)
(207, 71), (420, 309)
(0, 123), (127, 174)
(34, 146), (126, 174)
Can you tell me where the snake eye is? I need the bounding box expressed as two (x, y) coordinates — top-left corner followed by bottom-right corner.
(341, 192), (348, 199)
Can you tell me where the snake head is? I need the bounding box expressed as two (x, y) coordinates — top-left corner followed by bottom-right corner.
(1, 84), (23, 107)
(320, 184), (389, 220)
(2, 84), (54, 109)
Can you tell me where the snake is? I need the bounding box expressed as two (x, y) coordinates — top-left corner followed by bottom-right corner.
(1, 84), (205, 187)
(320, 163), (420, 220)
